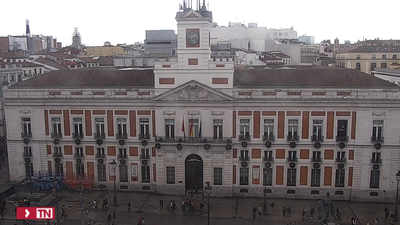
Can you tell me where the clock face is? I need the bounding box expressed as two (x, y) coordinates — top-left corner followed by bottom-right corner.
(186, 31), (199, 45)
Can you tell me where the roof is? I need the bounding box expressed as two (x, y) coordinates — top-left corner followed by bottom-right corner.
(10, 69), (154, 88)
(233, 66), (398, 88)
(34, 58), (69, 70)
(78, 57), (98, 63)
(0, 61), (43, 68)
(342, 46), (400, 54)
(97, 56), (114, 66)
(0, 51), (28, 59)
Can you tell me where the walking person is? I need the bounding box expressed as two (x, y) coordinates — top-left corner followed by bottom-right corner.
(287, 206), (292, 217)
(384, 207), (390, 219)
(128, 202), (131, 212)
(351, 216), (357, 225)
(252, 207), (257, 221)
(258, 205), (262, 218)
(112, 211), (116, 224)
(310, 207), (315, 220)
(107, 214), (112, 225)
(138, 217), (146, 225)
(159, 199), (164, 209)
(374, 217), (379, 225)
(302, 208), (306, 221)
(270, 202), (275, 212)
(282, 206), (286, 217)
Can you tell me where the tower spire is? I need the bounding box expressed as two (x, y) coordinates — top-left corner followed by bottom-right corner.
(26, 19), (31, 37)
(201, 0), (206, 10)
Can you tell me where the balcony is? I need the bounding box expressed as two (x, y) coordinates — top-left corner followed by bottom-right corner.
(286, 135), (299, 141)
(2, 81), (9, 85)
(117, 154), (127, 159)
(72, 132), (84, 139)
(335, 158), (347, 163)
(371, 136), (384, 143)
(311, 135), (324, 142)
(53, 152), (63, 157)
(140, 154), (150, 159)
(287, 157), (298, 162)
(139, 133), (150, 140)
(74, 152), (84, 158)
(336, 135), (348, 142)
(263, 156), (274, 162)
(116, 132), (127, 140)
(239, 156), (250, 161)
(311, 157), (322, 162)
(371, 158), (382, 164)
(21, 132), (32, 138)
(94, 132), (105, 139)
(95, 153), (105, 159)
(262, 134), (275, 141)
(51, 132), (63, 138)
(238, 134), (251, 141)
(155, 136), (232, 143)
(23, 152), (32, 157)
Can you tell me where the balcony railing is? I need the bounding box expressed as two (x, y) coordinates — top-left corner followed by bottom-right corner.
(74, 152), (84, 158)
(23, 152), (32, 157)
(140, 154), (150, 159)
(116, 133), (127, 139)
(21, 132), (32, 138)
(263, 156), (274, 162)
(311, 157), (322, 162)
(311, 135), (324, 142)
(287, 157), (298, 162)
(95, 153), (105, 159)
(262, 134), (275, 141)
(72, 132), (84, 139)
(155, 136), (232, 143)
(51, 132), (63, 138)
(336, 158), (347, 163)
(53, 152), (63, 157)
(139, 133), (150, 140)
(239, 156), (250, 161)
(118, 154), (127, 159)
(371, 158), (382, 164)
(336, 135), (348, 142)
(238, 134), (251, 141)
(94, 132), (106, 139)
(286, 135), (299, 141)
(371, 136), (384, 143)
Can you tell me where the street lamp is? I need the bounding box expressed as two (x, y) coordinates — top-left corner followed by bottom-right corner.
(395, 170), (400, 221)
(205, 182), (212, 225)
(110, 159), (118, 207)
(52, 178), (60, 225)
(262, 168), (267, 215)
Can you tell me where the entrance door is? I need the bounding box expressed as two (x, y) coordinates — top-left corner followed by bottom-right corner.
(185, 154), (203, 192)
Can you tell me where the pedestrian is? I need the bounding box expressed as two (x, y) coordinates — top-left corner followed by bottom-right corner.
(384, 207), (390, 219)
(302, 208), (306, 221)
(138, 216), (146, 225)
(172, 200), (176, 211)
(107, 214), (112, 225)
(336, 208), (341, 221)
(128, 202), (131, 212)
(390, 217), (394, 225)
(351, 216), (357, 225)
(258, 205), (262, 218)
(287, 206), (291, 217)
(270, 202), (275, 212)
(374, 218), (379, 225)
(93, 200), (98, 213)
(200, 202), (204, 212)
(252, 207), (257, 221)
(112, 211), (116, 223)
(310, 207), (315, 220)
(283, 206), (286, 217)
(159, 199), (163, 209)
(85, 209), (89, 218)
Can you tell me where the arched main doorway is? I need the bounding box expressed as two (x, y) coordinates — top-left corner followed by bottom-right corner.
(185, 154), (203, 192)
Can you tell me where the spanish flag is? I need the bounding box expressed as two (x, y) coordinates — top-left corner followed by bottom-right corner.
(189, 119), (194, 138)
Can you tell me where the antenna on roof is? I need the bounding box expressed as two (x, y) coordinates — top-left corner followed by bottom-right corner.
(183, 0), (186, 9)
(202, 0), (206, 10)
(198, 0), (200, 10)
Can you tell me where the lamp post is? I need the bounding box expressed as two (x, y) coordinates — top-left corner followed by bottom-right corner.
(395, 171), (400, 221)
(110, 159), (118, 207)
(262, 168), (267, 215)
(205, 182), (212, 225)
(52, 178), (60, 225)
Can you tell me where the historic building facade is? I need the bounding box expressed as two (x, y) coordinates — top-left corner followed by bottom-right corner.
(4, 4), (400, 202)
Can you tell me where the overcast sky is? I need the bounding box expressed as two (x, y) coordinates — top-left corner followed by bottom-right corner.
(1, 0), (399, 47)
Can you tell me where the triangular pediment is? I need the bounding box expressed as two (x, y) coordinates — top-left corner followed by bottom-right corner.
(182, 9), (203, 18)
(153, 80), (235, 102)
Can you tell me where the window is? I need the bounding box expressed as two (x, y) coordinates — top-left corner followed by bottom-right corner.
(23, 147), (32, 157)
(167, 167), (175, 184)
(117, 118), (127, 138)
(356, 54), (361, 59)
(335, 169), (345, 187)
(311, 169), (321, 187)
(336, 151), (346, 162)
(312, 151), (322, 162)
(119, 148), (127, 158)
(214, 168), (222, 185)
(355, 63), (361, 70)
(263, 119), (274, 141)
(25, 162), (33, 178)
(97, 164), (106, 181)
(21, 118), (32, 137)
(95, 118), (105, 138)
(240, 150), (249, 161)
(239, 167), (249, 185)
(393, 54), (397, 59)
(239, 119), (250, 140)
(336, 120), (348, 142)
(372, 152), (381, 163)
(370, 170), (380, 188)
(97, 148), (105, 157)
(288, 151), (297, 161)
(141, 165), (150, 183)
(287, 168), (297, 186)
(140, 118), (150, 139)
(213, 119), (223, 140)
(264, 150), (273, 161)
(76, 163), (84, 177)
(75, 147), (84, 157)
(263, 168), (273, 186)
(54, 147), (62, 157)
(287, 119), (298, 141)
(119, 164), (128, 182)
(141, 148), (150, 159)
(372, 54), (376, 59)
(188, 119), (199, 138)
(312, 120), (323, 141)
(381, 63), (387, 68)
(382, 54), (386, 59)
(52, 118), (62, 138)
(73, 118), (83, 138)
(165, 119), (175, 139)
(370, 63), (376, 72)
(372, 120), (383, 142)
(55, 162), (63, 177)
